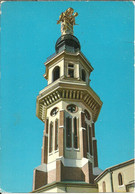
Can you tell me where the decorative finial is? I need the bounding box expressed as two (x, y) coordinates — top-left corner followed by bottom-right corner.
(57, 7), (78, 35)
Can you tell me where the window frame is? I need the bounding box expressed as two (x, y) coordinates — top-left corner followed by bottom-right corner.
(67, 104), (78, 113)
(55, 119), (59, 151)
(66, 117), (72, 148)
(102, 181), (106, 192)
(53, 66), (60, 82)
(67, 63), (74, 78)
(73, 117), (79, 149)
(84, 109), (91, 120)
(82, 69), (86, 82)
(49, 121), (53, 153)
(66, 116), (79, 150)
(50, 107), (59, 117)
(118, 173), (123, 186)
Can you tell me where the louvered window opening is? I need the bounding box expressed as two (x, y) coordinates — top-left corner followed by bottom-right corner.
(55, 119), (59, 150)
(49, 122), (53, 153)
(66, 117), (79, 149)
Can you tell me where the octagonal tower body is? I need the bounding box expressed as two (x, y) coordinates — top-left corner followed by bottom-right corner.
(32, 9), (103, 193)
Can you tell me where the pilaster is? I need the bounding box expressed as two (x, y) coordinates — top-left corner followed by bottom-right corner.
(41, 119), (49, 164)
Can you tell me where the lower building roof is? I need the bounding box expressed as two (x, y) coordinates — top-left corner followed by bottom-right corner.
(94, 158), (135, 182)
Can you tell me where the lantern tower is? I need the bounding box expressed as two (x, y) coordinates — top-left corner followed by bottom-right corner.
(32, 8), (103, 193)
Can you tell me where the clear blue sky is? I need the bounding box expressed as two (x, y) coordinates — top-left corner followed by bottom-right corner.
(0, 1), (134, 193)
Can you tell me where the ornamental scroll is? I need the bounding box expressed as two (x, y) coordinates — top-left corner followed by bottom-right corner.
(57, 8), (78, 35)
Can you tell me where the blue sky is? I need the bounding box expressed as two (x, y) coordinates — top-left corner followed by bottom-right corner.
(0, 1), (134, 192)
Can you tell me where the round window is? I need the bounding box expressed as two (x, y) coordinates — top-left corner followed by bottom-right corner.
(84, 109), (90, 120)
(67, 104), (77, 113)
(50, 107), (59, 116)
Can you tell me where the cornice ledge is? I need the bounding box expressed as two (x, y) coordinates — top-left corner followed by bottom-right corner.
(31, 181), (98, 193)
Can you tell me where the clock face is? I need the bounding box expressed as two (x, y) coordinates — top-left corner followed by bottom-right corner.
(50, 107), (59, 116)
(84, 109), (90, 120)
(67, 104), (78, 113)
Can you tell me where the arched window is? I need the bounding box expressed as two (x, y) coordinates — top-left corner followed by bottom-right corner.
(73, 117), (79, 149)
(82, 69), (86, 81)
(102, 181), (106, 192)
(85, 122), (89, 153)
(55, 119), (58, 150)
(53, 66), (60, 82)
(49, 122), (53, 153)
(118, 173), (123, 185)
(84, 109), (90, 120)
(66, 117), (72, 148)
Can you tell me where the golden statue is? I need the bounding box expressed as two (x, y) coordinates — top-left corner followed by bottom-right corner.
(57, 8), (78, 35)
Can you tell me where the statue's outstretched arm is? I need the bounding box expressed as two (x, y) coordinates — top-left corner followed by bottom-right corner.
(57, 13), (64, 24)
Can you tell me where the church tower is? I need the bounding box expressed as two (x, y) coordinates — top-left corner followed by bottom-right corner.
(32, 8), (103, 193)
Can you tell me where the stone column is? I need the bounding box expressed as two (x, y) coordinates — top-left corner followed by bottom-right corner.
(93, 139), (98, 167)
(56, 159), (63, 182)
(92, 122), (98, 167)
(89, 161), (94, 183)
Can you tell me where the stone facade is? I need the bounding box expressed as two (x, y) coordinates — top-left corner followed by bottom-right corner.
(95, 159), (135, 193)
